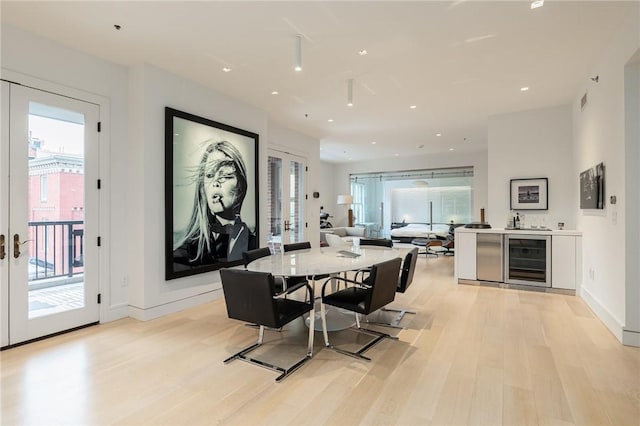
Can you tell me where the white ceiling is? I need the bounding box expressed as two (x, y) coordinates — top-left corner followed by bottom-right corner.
(1, 1), (634, 163)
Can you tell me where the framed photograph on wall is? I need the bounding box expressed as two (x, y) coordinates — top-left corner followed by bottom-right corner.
(165, 107), (259, 280)
(510, 178), (548, 210)
(579, 162), (605, 209)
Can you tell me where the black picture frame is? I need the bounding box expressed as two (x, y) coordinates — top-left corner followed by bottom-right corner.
(165, 107), (259, 280)
(510, 178), (548, 210)
(580, 162), (605, 209)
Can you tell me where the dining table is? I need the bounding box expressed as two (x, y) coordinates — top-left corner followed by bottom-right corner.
(246, 244), (408, 331)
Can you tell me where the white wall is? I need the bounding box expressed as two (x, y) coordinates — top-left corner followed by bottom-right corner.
(331, 150), (488, 228)
(487, 105), (575, 230)
(126, 64), (269, 319)
(573, 9), (639, 344)
(624, 57), (640, 345)
(318, 161), (336, 227)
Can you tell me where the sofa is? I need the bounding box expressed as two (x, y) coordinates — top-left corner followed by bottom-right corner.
(320, 226), (367, 245)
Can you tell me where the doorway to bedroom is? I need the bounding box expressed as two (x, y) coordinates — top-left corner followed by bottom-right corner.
(349, 167), (474, 239)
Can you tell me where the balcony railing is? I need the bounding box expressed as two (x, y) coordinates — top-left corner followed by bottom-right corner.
(28, 220), (84, 281)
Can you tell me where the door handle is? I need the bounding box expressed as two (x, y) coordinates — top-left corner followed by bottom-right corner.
(0, 234), (5, 260)
(13, 234), (32, 259)
(284, 220), (290, 232)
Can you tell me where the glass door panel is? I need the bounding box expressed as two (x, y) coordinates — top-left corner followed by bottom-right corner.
(267, 150), (306, 251)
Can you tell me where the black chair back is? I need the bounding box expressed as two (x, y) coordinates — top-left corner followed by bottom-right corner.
(365, 257), (403, 313)
(359, 238), (393, 248)
(220, 269), (280, 328)
(283, 241), (312, 252)
(398, 248), (418, 293)
(242, 247), (271, 267)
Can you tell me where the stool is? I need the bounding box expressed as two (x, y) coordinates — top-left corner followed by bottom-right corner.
(411, 238), (438, 258)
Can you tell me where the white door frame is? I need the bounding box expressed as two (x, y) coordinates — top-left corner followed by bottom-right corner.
(0, 70), (111, 346)
(267, 149), (307, 246)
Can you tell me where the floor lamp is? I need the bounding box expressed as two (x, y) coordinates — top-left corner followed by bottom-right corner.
(337, 194), (354, 227)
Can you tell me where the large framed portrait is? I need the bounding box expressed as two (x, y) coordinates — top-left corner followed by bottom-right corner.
(165, 107), (259, 280)
(510, 178), (548, 210)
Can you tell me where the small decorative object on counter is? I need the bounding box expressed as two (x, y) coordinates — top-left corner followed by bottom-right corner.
(514, 213), (521, 229)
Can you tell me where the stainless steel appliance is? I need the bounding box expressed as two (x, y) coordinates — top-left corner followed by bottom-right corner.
(476, 233), (503, 282)
(504, 234), (551, 287)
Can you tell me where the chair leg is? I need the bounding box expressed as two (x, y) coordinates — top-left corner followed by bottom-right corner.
(370, 307), (417, 329)
(323, 311), (399, 362)
(223, 324), (313, 383)
(307, 305), (315, 357)
(321, 302), (330, 347)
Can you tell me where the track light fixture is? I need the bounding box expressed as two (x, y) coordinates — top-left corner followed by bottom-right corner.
(347, 78), (354, 107)
(591, 75), (599, 83)
(295, 35), (302, 72)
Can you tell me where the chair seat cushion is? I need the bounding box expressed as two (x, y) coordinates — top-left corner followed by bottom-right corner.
(323, 287), (369, 314)
(274, 298), (313, 327)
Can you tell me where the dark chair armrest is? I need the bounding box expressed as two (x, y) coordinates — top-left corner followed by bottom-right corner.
(320, 275), (368, 298)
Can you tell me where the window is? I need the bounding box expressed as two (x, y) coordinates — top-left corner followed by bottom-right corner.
(350, 181), (365, 223)
(40, 175), (47, 202)
(349, 167), (474, 236)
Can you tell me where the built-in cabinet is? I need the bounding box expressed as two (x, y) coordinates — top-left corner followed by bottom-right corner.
(456, 232), (477, 280)
(455, 228), (582, 291)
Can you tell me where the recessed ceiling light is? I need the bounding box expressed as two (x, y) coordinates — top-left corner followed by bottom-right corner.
(394, 153), (399, 157)
(531, 0), (544, 9)
(348, 157), (353, 160)
(436, 133), (442, 137)
(358, 49), (368, 56)
(271, 91), (279, 95)
(174, 133), (180, 136)
(328, 119), (334, 122)
(113, 24), (122, 31)
(371, 141), (377, 145)
(449, 148), (455, 151)
(521, 86), (529, 92)
(419, 144), (424, 149)
(410, 105), (417, 109)
(222, 67), (232, 73)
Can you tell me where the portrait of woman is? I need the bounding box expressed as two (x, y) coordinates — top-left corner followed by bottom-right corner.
(166, 108), (258, 279)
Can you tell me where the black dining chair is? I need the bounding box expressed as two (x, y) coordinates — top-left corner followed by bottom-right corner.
(353, 238), (394, 281)
(368, 247), (419, 328)
(282, 241), (312, 252)
(320, 257), (402, 361)
(358, 238), (394, 248)
(242, 247), (307, 295)
(220, 268), (315, 382)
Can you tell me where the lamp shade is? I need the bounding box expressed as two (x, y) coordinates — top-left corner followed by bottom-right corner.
(337, 194), (353, 205)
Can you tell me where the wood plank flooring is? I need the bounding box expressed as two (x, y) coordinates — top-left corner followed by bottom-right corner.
(1, 256), (639, 425)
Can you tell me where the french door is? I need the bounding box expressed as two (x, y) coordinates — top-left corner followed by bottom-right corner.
(266, 150), (306, 251)
(1, 81), (100, 347)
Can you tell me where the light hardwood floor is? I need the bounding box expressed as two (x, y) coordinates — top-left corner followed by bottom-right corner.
(1, 256), (639, 425)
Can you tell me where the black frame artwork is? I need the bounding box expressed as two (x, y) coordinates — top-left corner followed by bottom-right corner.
(510, 178), (548, 210)
(580, 162), (605, 209)
(165, 107), (259, 280)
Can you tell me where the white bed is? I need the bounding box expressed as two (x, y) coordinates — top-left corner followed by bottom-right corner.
(390, 223), (452, 241)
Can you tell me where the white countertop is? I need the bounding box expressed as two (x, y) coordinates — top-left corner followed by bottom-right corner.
(455, 227), (581, 236)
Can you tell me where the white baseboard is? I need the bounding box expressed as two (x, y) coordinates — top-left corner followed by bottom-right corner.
(128, 289), (223, 321)
(622, 330), (640, 347)
(580, 286), (624, 342)
(102, 303), (129, 323)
